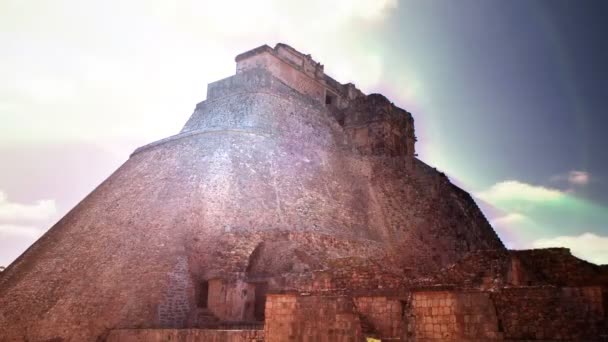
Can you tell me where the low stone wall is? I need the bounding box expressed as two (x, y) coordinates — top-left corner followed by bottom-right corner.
(105, 329), (263, 342)
(302, 256), (406, 293)
(492, 286), (605, 340)
(115, 288), (606, 341)
(354, 296), (404, 339)
(264, 293), (362, 342)
(512, 248), (608, 286)
(409, 290), (502, 341)
(436, 247), (608, 290)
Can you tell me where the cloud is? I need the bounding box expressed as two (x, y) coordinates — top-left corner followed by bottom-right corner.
(488, 212), (545, 249)
(0, 0), (400, 145)
(490, 212), (527, 226)
(475, 180), (564, 204)
(338, 0), (399, 20)
(533, 233), (608, 265)
(189, 0), (398, 35)
(567, 171), (590, 186)
(0, 224), (45, 238)
(549, 170), (591, 188)
(0, 190), (56, 266)
(0, 191), (57, 222)
(477, 179), (608, 253)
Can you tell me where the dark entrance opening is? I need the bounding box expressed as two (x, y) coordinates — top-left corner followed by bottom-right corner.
(325, 92), (337, 106)
(254, 283), (268, 321)
(198, 281), (209, 308)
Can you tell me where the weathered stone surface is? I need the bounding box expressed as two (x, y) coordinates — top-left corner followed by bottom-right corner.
(106, 329), (263, 342)
(264, 294), (363, 342)
(0, 43), (605, 342)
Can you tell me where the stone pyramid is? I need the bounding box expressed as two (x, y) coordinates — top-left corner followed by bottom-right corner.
(0, 44), (509, 341)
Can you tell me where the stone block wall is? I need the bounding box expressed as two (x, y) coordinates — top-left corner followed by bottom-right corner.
(434, 247), (608, 291)
(182, 70), (343, 154)
(275, 44), (324, 80)
(207, 279), (257, 322)
(313, 256), (405, 292)
(233, 43), (363, 110)
(492, 286), (605, 340)
(157, 256), (195, 328)
(342, 94), (415, 159)
(433, 249), (515, 289)
(512, 248), (608, 286)
(259, 289), (606, 341)
(409, 291), (502, 341)
(264, 294), (363, 342)
(236, 49), (325, 103)
(106, 328), (264, 342)
(354, 296), (404, 339)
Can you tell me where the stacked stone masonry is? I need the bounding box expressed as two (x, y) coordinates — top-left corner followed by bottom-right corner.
(409, 291), (502, 341)
(106, 329), (264, 342)
(264, 294), (362, 342)
(0, 43), (606, 342)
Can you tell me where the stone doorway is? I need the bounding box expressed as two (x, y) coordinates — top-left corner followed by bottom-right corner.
(254, 282), (268, 321)
(198, 281), (209, 309)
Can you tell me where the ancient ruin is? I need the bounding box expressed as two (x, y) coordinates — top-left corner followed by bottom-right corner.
(0, 43), (606, 341)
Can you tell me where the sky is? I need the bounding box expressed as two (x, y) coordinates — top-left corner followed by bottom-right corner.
(1, 0), (607, 266)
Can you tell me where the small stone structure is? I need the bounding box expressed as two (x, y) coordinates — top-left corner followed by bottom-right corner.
(0, 44), (606, 341)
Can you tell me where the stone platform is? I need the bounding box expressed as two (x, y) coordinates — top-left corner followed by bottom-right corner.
(106, 329), (264, 342)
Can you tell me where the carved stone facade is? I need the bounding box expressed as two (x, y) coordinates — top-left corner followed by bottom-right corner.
(0, 44), (606, 341)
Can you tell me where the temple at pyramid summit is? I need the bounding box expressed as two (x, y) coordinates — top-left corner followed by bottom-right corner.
(1, 44), (607, 341)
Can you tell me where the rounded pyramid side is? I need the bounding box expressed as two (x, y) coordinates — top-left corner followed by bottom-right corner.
(0, 66), (506, 340)
(0, 78), (388, 341)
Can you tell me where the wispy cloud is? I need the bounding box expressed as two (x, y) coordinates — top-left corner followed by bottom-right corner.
(550, 170), (591, 187)
(477, 178), (608, 264)
(568, 171), (590, 186)
(0, 224), (45, 238)
(0, 191), (56, 264)
(0, 0), (399, 144)
(475, 180), (564, 204)
(489, 212), (533, 249)
(0, 191), (56, 223)
(533, 233), (608, 265)
(490, 212), (527, 226)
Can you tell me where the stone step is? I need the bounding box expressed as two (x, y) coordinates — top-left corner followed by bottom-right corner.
(197, 312), (219, 320)
(188, 308), (220, 328)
